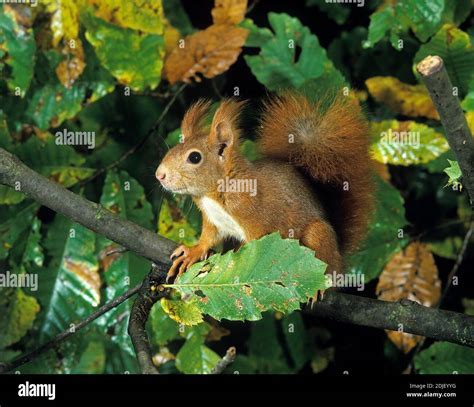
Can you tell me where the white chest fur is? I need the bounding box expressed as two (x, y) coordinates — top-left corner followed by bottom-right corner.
(200, 197), (246, 242)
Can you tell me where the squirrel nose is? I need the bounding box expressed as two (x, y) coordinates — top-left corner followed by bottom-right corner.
(156, 167), (166, 182)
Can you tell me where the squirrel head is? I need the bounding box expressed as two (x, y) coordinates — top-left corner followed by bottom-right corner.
(156, 98), (246, 197)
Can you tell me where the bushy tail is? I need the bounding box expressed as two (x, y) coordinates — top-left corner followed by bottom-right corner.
(257, 91), (374, 253)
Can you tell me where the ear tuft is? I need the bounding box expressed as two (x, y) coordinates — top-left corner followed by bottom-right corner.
(209, 99), (247, 147)
(181, 99), (212, 140)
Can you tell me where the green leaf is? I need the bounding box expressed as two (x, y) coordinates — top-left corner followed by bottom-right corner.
(347, 177), (408, 282)
(175, 333), (220, 374)
(83, 11), (165, 91)
(415, 342), (474, 374)
(168, 233), (330, 322)
(443, 159), (462, 188)
(396, 0), (445, 42)
(13, 135), (94, 187)
(370, 120), (449, 166)
(160, 297), (203, 326)
(95, 170), (153, 355)
(38, 216), (100, 342)
(0, 6), (35, 95)
(428, 236), (463, 259)
(244, 13), (330, 91)
(20, 217), (44, 272)
(363, 6), (398, 49)
(240, 18), (273, 48)
(72, 339), (106, 374)
(0, 203), (37, 260)
(149, 301), (180, 346)
(282, 311), (312, 371)
(414, 24), (474, 96)
(461, 78), (474, 111)
(0, 288), (40, 349)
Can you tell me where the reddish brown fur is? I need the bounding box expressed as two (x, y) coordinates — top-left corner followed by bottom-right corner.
(258, 92), (374, 253)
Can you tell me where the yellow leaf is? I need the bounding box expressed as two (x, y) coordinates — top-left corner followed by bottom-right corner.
(376, 242), (441, 353)
(164, 18), (181, 55)
(211, 0), (248, 25)
(55, 40), (86, 88)
(160, 298), (204, 326)
(366, 76), (439, 120)
(164, 24), (248, 85)
(43, 0), (86, 87)
(86, 0), (165, 35)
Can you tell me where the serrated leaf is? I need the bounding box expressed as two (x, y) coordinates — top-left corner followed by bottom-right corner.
(240, 18), (273, 48)
(366, 77), (439, 120)
(370, 120), (449, 166)
(0, 6), (35, 95)
(168, 233), (329, 322)
(376, 242), (441, 353)
(83, 11), (165, 91)
(347, 177), (408, 282)
(160, 297), (203, 326)
(164, 24), (248, 85)
(363, 6), (398, 49)
(415, 342), (474, 374)
(244, 13), (328, 91)
(0, 288), (40, 349)
(414, 24), (474, 96)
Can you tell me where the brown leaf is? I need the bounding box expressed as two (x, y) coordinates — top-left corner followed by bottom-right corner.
(211, 0), (248, 25)
(376, 242), (441, 353)
(64, 258), (101, 306)
(164, 24), (248, 85)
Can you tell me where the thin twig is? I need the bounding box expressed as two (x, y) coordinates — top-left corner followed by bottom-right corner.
(211, 347), (237, 374)
(0, 282), (142, 373)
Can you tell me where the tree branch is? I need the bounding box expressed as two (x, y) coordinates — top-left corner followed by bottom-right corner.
(417, 55), (474, 207)
(308, 292), (474, 347)
(128, 263), (170, 374)
(211, 347), (237, 374)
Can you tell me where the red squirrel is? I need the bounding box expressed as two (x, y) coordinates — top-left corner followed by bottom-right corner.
(156, 91), (374, 282)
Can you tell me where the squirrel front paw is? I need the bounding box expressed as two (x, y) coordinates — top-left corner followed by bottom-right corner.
(166, 244), (210, 282)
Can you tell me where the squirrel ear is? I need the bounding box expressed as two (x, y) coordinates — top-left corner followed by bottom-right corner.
(209, 99), (245, 151)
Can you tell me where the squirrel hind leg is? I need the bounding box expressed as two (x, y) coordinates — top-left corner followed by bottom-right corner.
(300, 219), (343, 277)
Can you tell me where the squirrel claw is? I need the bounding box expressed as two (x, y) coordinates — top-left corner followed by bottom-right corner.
(166, 244), (208, 282)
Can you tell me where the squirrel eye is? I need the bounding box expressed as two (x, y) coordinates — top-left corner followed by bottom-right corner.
(187, 151), (202, 164)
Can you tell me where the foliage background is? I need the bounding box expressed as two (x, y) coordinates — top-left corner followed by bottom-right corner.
(0, 0), (473, 374)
